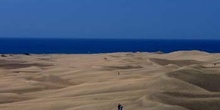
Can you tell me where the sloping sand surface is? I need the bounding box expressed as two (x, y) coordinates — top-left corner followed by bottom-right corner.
(0, 51), (220, 110)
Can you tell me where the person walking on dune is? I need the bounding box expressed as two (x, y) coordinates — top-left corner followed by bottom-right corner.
(118, 103), (123, 110)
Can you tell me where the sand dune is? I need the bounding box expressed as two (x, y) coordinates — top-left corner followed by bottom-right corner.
(0, 51), (220, 110)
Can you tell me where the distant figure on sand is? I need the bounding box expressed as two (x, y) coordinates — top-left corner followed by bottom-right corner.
(118, 72), (120, 75)
(118, 104), (123, 110)
(214, 63), (217, 66)
(104, 57), (107, 61)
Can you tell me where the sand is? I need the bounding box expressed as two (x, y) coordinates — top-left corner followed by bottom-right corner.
(0, 51), (220, 110)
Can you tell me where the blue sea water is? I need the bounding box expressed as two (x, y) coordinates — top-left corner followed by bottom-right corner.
(0, 38), (220, 54)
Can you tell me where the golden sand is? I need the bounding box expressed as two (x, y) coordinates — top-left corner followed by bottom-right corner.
(0, 51), (220, 110)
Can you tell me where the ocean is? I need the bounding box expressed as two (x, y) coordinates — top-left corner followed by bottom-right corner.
(0, 38), (220, 54)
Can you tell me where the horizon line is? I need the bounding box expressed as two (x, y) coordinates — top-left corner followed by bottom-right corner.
(0, 37), (220, 40)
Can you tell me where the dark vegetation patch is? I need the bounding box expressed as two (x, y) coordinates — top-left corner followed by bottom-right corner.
(0, 60), (51, 69)
(1, 54), (7, 57)
(102, 65), (143, 70)
(24, 53), (31, 56)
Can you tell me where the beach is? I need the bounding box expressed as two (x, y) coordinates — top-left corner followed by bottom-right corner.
(0, 51), (220, 110)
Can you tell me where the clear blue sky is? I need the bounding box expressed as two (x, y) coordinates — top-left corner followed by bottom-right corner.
(0, 0), (219, 39)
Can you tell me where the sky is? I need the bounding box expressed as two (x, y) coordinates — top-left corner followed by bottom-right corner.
(0, 0), (220, 39)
